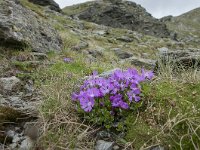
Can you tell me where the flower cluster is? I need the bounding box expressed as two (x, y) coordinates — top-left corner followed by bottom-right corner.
(72, 68), (154, 113)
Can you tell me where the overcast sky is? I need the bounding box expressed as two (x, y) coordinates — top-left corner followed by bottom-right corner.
(55, 0), (200, 18)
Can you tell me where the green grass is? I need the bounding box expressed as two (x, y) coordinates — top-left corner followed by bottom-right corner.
(125, 79), (200, 149)
(19, 0), (46, 18)
(62, 1), (94, 16)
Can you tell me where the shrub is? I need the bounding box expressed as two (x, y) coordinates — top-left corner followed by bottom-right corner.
(72, 68), (154, 129)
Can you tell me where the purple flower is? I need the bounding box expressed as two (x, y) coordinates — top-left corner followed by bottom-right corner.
(72, 68), (154, 113)
(134, 95), (141, 102)
(141, 69), (154, 80)
(63, 57), (72, 63)
(110, 94), (123, 107)
(80, 96), (95, 112)
(86, 88), (100, 98)
(127, 89), (141, 102)
(72, 93), (79, 101)
(119, 101), (129, 109)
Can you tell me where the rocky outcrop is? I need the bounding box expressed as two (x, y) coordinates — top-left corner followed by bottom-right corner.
(68, 0), (170, 38)
(157, 48), (200, 69)
(121, 56), (156, 70)
(0, 0), (62, 53)
(28, 0), (61, 12)
(0, 76), (40, 149)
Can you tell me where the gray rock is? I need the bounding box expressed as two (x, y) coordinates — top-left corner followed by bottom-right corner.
(99, 68), (121, 77)
(113, 145), (120, 150)
(117, 36), (133, 42)
(28, 0), (61, 12)
(72, 41), (89, 51)
(95, 140), (114, 150)
(150, 146), (165, 150)
(0, 0), (62, 52)
(93, 30), (108, 36)
(97, 130), (111, 139)
(0, 94), (6, 104)
(157, 49), (200, 69)
(24, 123), (39, 141)
(76, 0), (170, 38)
(31, 52), (48, 60)
(0, 76), (21, 94)
(121, 56), (156, 69)
(87, 49), (103, 58)
(158, 47), (169, 53)
(113, 48), (133, 59)
(19, 136), (34, 150)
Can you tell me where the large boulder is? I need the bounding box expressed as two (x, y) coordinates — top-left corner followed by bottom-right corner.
(0, 0), (62, 53)
(28, 0), (61, 12)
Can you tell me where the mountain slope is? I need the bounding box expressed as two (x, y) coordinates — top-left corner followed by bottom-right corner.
(166, 7), (200, 43)
(63, 0), (170, 38)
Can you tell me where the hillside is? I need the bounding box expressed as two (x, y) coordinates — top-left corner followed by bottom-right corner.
(0, 0), (200, 149)
(165, 7), (200, 45)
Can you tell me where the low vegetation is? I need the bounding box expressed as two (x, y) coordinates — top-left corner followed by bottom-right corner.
(1, 1), (200, 149)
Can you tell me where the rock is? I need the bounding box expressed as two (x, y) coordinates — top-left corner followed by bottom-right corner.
(158, 47), (169, 53)
(19, 136), (34, 150)
(72, 41), (89, 51)
(97, 130), (111, 139)
(87, 49), (103, 58)
(31, 52), (48, 60)
(93, 30), (109, 36)
(160, 15), (173, 22)
(0, 94), (6, 104)
(0, 76), (21, 94)
(121, 56), (156, 69)
(28, 0), (61, 12)
(95, 140), (114, 150)
(150, 146), (165, 150)
(112, 48), (133, 59)
(24, 123), (39, 141)
(113, 145), (120, 150)
(117, 36), (133, 42)
(157, 49), (200, 69)
(99, 68), (121, 77)
(0, 0), (62, 52)
(72, 0), (170, 38)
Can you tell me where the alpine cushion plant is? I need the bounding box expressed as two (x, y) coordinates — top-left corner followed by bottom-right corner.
(72, 68), (154, 129)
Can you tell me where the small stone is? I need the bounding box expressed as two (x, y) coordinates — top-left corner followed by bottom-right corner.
(95, 140), (114, 150)
(99, 68), (121, 78)
(6, 130), (15, 138)
(12, 134), (21, 143)
(31, 52), (48, 60)
(113, 145), (120, 150)
(0, 94), (6, 104)
(19, 136), (34, 150)
(97, 130), (111, 139)
(117, 36), (133, 42)
(158, 47), (169, 53)
(113, 48), (133, 59)
(72, 41), (89, 51)
(150, 146), (165, 150)
(0, 76), (21, 94)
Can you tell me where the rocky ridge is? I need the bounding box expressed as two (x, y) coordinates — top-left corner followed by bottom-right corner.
(63, 0), (171, 38)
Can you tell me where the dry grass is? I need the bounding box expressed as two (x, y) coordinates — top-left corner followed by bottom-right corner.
(35, 65), (96, 149)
